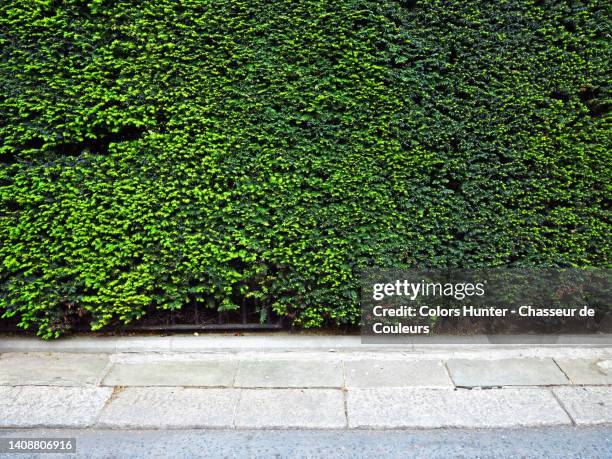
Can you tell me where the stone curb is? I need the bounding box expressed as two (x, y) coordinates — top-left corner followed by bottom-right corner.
(2, 386), (611, 429)
(1, 334), (611, 354)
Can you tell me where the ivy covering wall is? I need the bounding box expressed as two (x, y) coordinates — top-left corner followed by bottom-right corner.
(1, 0), (610, 337)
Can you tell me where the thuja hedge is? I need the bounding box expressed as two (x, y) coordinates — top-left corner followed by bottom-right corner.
(1, 1), (610, 338)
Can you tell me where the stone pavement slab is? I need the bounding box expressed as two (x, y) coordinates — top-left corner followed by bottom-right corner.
(347, 388), (571, 428)
(554, 359), (612, 385)
(553, 387), (612, 425)
(97, 387), (240, 428)
(0, 386), (112, 428)
(447, 358), (568, 387)
(1, 346), (611, 431)
(234, 389), (346, 428)
(344, 360), (452, 388)
(0, 353), (109, 386)
(102, 361), (238, 387)
(235, 360), (343, 388)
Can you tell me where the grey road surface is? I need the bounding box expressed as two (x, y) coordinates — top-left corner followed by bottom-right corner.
(0, 427), (610, 459)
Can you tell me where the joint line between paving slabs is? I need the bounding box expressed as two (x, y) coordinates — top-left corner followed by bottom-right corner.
(552, 358), (574, 384)
(549, 388), (576, 426)
(341, 359), (347, 389)
(231, 388), (243, 429)
(95, 357), (116, 387)
(231, 360), (240, 388)
(341, 360), (349, 428)
(92, 386), (122, 426)
(442, 361), (457, 389)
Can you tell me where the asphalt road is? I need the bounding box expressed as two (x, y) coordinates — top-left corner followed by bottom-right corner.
(0, 427), (610, 459)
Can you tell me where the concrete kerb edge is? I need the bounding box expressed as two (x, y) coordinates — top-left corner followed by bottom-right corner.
(1, 334), (612, 355)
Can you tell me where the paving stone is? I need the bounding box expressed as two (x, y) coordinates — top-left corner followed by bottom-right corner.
(97, 388), (239, 428)
(0, 353), (109, 386)
(553, 387), (612, 425)
(344, 360), (452, 388)
(234, 389), (346, 428)
(447, 358), (569, 387)
(347, 388), (570, 428)
(0, 386), (112, 428)
(554, 359), (612, 385)
(102, 361), (237, 387)
(235, 360), (343, 388)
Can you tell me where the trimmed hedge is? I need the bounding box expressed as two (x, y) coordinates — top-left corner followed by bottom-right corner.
(1, 0), (610, 338)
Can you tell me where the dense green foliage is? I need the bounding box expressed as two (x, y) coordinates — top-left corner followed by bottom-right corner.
(1, 0), (610, 338)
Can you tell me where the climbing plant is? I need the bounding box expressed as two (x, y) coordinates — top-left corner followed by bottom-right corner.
(1, 0), (610, 337)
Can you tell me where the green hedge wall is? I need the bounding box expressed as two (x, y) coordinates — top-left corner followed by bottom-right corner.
(1, 0), (610, 338)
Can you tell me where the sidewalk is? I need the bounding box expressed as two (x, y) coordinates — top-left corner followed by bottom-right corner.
(1, 335), (611, 430)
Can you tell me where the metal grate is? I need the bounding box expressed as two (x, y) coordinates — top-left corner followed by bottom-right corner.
(0, 301), (285, 333)
(125, 300), (285, 332)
